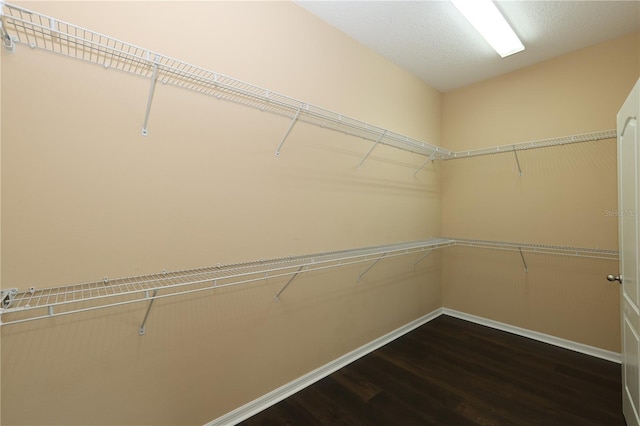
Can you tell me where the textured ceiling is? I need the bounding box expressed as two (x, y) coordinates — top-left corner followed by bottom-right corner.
(295, 1), (640, 92)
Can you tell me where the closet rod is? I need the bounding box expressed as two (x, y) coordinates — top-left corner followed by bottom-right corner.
(0, 239), (454, 327)
(442, 130), (617, 160)
(0, 2), (450, 159)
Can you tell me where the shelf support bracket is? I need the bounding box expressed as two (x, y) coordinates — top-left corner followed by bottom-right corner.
(413, 250), (433, 267)
(513, 146), (523, 176)
(518, 247), (528, 272)
(358, 130), (387, 168)
(141, 55), (160, 136)
(275, 109), (301, 156)
(358, 253), (387, 281)
(274, 265), (305, 302)
(139, 289), (159, 336)
(0, 288), (17, 309)
(0, 2), (15, 53)
(413, 150), (438, 177)
(0, 21), (15, 53)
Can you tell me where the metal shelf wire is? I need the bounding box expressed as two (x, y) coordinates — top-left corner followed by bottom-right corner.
(0, 2), (617, 166)
(442, 130), (617, 160)
(0, 2), (451, 159)
(0, 237), (619, 328)
(451, 238), (619, 261)
(0, 239), (455, 327)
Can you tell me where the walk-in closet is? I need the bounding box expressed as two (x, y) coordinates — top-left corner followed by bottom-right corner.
(0, 1), (639, 425)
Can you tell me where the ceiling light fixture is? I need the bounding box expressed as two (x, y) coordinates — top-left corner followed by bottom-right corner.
(450, 0), (524, 58)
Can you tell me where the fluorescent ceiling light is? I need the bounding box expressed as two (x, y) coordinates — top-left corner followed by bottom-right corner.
(451, 0), (524, 58)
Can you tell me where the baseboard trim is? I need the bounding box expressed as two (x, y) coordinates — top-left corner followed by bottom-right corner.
(205, 307), (444, 426)
(207, 307), (620, 425)
(442, 308), (621, 364)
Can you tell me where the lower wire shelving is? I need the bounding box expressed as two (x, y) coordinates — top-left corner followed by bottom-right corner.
(0, 238), (618, 330)
(0, 239), (455, 329)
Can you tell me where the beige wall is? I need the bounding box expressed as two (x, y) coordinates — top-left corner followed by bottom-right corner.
(442, 32), (639, 152)
(441, 32), (640, 352)
(1, 2), (442, 425)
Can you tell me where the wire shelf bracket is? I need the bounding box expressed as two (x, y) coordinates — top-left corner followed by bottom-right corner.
(273, 265), (305, 302)
(413, 250), (433, 267)
(358, 252), (387, 281)
(518, 247), (528, 272)
(139, 289), (159, 336)
(358, 130), (387, 168)
(1, 31), (14, 52)
(513, 147), (523, 176)
(141, 54), (159, 136)
(413, 150), (438, 177)
(1, 288), (18, 310)
(0, 1), (14, 53)
(275, 109), (301, 157)
(0, 22), (14, 52)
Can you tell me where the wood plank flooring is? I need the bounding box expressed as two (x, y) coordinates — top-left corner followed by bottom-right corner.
(239, 315), (624, 426)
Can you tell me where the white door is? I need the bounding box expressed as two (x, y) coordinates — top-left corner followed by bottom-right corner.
(617, 78), (640, 426)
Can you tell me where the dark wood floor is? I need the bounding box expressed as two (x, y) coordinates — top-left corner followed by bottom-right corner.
(239, 315), (625, 426)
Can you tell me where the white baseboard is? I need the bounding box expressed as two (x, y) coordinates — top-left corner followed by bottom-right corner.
(442, 308), (621, 364)
(205, 307), (444, 426)
(207, 307), (620, 425)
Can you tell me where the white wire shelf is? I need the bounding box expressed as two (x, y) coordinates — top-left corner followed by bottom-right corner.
(442, 130), (617, 160)
(451, 238), (619, 261)
(0, 237), (619, 328)
(0, 239), (455, 328)
(0, 2), (451, 160)
(0, 2), (618, 169)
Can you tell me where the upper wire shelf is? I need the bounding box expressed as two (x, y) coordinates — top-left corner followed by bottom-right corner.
(0, 2), (451, 159)
(0, 2), (618, 169)
(442, 130), (617, 160)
